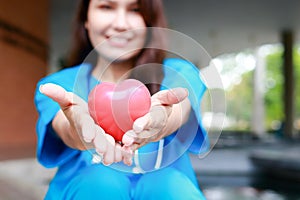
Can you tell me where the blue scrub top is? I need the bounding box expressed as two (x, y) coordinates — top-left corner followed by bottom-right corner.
(34, 58), (209, 188)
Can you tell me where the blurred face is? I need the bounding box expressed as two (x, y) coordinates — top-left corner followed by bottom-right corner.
(85, 0), (147, 62)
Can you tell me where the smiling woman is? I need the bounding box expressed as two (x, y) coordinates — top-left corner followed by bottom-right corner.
(34, 0), (208, 199)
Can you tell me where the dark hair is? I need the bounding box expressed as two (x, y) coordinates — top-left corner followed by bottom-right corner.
(65, 0), (168, 94)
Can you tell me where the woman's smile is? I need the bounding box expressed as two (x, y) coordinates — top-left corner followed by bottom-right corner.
(105, 31), (134, 48)
(85, 0), (147, 62)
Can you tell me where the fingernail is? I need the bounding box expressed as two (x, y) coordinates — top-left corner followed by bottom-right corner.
(102, 162), (111, 166)
(39, 84), (44, 93)
(133, 124), (143, 132)
(125, 158), (132, 166)
(96, 149), (104, 156)
(179, 88), (189, 98)
(91, 154), (102, 164)
(84, 137), (92, 143)
(122, 134), (134, 146)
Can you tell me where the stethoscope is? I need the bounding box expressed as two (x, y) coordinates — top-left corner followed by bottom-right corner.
(91, 139), (164, 173)
(132, 139), (164, 173)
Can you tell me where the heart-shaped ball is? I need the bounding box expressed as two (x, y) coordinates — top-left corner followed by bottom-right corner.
(88, 79), (151, 142)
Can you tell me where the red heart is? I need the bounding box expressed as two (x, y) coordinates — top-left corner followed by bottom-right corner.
(88, 79), (151, 142)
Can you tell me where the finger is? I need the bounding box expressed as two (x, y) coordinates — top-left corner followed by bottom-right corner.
(129, 141), (148, 151)
(122, 130), (136, 146)
(79, 114), (98, 143)
(114, 143), (122, 163)
(154, 88), (188, 106)
(132, 107), (166, 142)
(39, 83), (73, 109)
(122, 146), (133, 166)
(132, 130), (158, 145)
(123, 156), (132, 166)
(93, 127), (107, 154)
(132, 114), (151, 133)
(102, 134), (115, 165)
(136, 106), (167, 133)
(130, 143), (140, 151)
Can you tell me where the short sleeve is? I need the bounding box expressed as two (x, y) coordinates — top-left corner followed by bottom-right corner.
(34, 73), (80, 168)
(162, 58), (209, 154)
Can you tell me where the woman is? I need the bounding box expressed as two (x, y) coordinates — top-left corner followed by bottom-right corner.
(35, 0), (208, 199)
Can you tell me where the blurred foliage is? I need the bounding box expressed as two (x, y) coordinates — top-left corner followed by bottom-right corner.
(293, 47), (300, 121)
(226, 71), (253, 131)
(221, 46), (300, 132)
(264, 50), (284, 130)
(265, 47), (300, 131)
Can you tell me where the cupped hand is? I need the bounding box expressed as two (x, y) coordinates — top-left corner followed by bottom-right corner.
(39, 83), (133, 166)
(122, 88), (189, 151)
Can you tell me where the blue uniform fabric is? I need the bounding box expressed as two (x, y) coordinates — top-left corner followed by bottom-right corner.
(34, 58), (208, 199)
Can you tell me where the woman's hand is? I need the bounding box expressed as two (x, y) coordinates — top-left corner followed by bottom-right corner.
(122, 88), (190, 151)
(39, 83), (133, 166)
